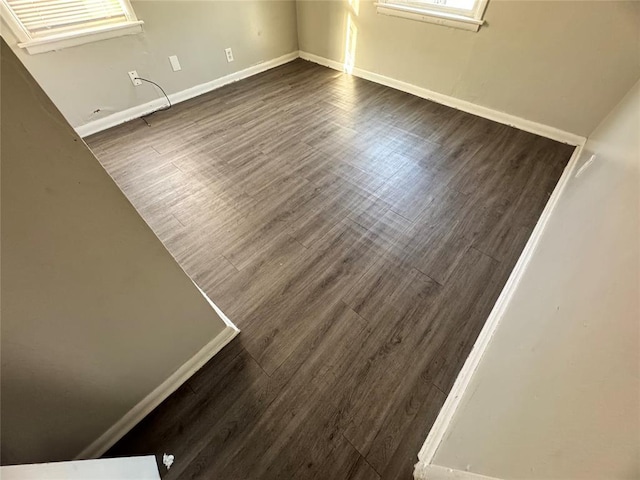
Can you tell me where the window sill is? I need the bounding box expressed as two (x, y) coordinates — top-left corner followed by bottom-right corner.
(375, 3), (483, 32)
(18, 21), (144, 54)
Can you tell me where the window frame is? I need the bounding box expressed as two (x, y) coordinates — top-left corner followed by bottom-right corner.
(0, 0), (143, 54)
(375, 0), (489, 32)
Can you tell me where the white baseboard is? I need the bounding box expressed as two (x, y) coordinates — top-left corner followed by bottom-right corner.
(77, 48), (586, 147)
(414, 464), (503, 480)
(69, 49), (588, 471)
(301, 45), (588, 476)
(194, 281), (237, 330)
(413, 144), (584, 477)
(298, 51), (586, 147)
(75, 324), (240, 460)
(75, 51), (300, 138)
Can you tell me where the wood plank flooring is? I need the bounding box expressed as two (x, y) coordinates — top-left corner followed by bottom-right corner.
(86, 59), (574, 479)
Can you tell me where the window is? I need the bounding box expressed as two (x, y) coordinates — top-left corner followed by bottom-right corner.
(0, 0), (143, 54)
(376, 0), (489, 31)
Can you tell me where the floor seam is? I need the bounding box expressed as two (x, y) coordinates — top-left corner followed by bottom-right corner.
(341, 432), (382, 478)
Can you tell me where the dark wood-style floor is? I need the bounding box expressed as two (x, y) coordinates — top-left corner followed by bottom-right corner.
(86, 59), (574, 480)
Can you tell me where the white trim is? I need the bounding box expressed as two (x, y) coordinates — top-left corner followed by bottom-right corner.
(75, 324), (240, 460)
(19, 21), (144, 54)
(78, 50), (585, 146)
(75, 51), (300, 137)
(298, 51), (585, 146)
(380, 0), (489, 20)
(1, 456), (160, 479)
(0, 0), (31, 43)
(414, 464), (503, 480)
(193, 282), (237, 330)
(120, 0), (139, 23)
(77, 97), (170, 138)
(1, 0), (142, 54)
(414, 144), (583, 476)
(375, 3), (483, 31)
(68, 49), (588, 472)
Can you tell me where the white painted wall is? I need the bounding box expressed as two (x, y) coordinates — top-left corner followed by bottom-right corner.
(296, 0), (640, 137)
(1, 40), (234, 465)
(431, 80), (640, 479)
(0, 0), (298, 129)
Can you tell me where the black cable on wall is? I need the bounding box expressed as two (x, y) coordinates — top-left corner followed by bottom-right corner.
(135, 77), (172, 126)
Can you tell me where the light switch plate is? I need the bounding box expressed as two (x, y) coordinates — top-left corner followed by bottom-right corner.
(168, 55), (181, 72)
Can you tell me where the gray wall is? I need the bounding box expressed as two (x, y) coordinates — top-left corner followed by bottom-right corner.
(3, 0), (637, 137)
(433, 80), (640, 479)
(0, 0), (298, 128)
(0, 40), (229, 465)
(296, 0), (640, 137)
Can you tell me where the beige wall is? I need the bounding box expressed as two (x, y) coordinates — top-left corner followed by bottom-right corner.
(296, 0), (640, 137)
(432, 80), (640, 479)
(0, 40), (230, 465)
(0, 0), (298, 129)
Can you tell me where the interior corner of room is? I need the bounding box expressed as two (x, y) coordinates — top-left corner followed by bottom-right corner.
(1, 1), (639, 479)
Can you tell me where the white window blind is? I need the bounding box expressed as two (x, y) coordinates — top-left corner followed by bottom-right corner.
(1, 0), (142, 53)
(6, 0), (129, 37)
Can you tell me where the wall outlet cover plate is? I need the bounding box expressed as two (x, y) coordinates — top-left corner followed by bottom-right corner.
(128, 70), (142, 86)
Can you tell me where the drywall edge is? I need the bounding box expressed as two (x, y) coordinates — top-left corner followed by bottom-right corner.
(75, 323), (240, 460)
(298, 51), (586, 146)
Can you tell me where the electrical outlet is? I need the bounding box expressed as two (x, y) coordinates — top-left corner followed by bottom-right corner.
(168, 55), (181, 72)
(128, 70), (141, 86)
(225, 47), (234, 63)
